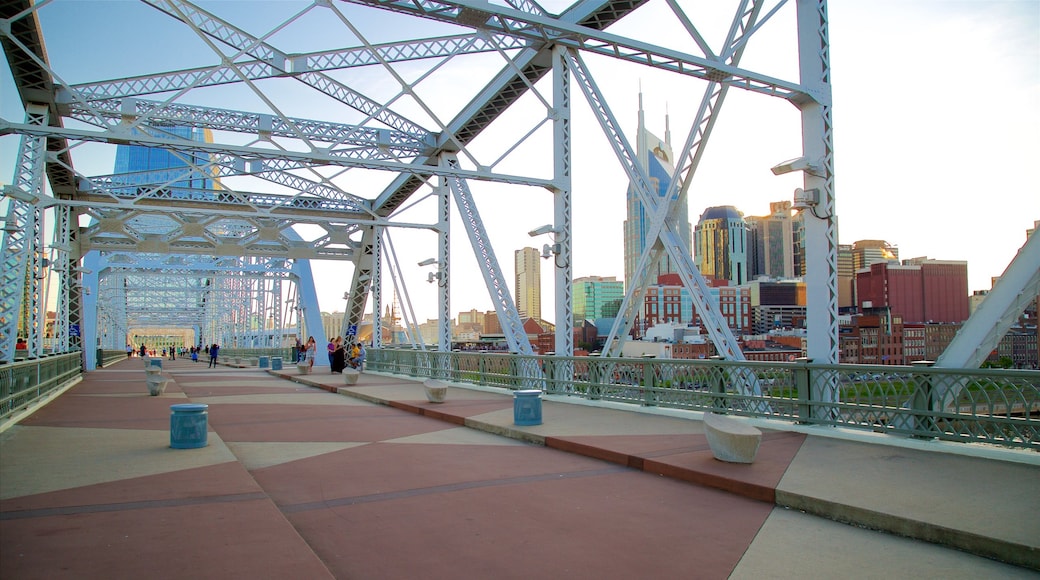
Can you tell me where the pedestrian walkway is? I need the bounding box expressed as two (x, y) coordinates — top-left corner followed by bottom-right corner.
(1, 358), (1037, 579)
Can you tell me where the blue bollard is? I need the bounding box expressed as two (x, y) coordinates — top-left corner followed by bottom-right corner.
(259, 356), (270, 369)
(513, 390), (543, 426)
(170, 403), (209, 449)
(271, 356), (283, 371)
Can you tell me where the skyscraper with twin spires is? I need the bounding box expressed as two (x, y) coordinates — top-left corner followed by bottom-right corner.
(622, 92), (692, 291)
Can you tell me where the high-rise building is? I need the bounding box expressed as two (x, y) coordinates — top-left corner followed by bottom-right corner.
(851, 239), (899, 271)
(573, 276), (624, 322)
(747, 279), (806, 333)
(856, 259), (969, 324)
(514, 247), (541, 320)
(837, 243), (855, 309)
(623, 92), (692, 289)
(746, 201), (795, 280)
(113, 126), (215, 192)
(792, 212), (805, 278)
(694, 205), (747, 285)
(642, 274), (692, 330)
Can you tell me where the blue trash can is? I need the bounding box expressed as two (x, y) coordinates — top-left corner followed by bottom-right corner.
(259, 356), (270, 369)
(271, 356), (283, 371)
(170, 403), (209, 449)
(513, 390), (543, 426)
(150, 358), (162, 370)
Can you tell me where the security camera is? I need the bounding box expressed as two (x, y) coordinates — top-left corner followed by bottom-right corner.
(528, 224), (556, 237)
(770, 156), (821, 176)
(417, 258), (437, 267)
(791, 188), (820, 210)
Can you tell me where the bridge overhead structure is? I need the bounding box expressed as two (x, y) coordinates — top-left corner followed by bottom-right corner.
(4, 0), (1022, 374)
(0, 0), (835, 367)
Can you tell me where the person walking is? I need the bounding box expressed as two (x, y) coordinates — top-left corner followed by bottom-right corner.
(304, 336), (316, 371)
(208, 343), (220, 368)
(126, 344), (133, 359)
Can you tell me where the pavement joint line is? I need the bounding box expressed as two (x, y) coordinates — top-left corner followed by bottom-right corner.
(279, 465), (628, 514)
(0, 492), (270, 521)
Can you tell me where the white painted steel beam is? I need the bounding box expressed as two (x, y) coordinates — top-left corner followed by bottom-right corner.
(444, 154), (534, 355)
(937, 230), (1040, 369)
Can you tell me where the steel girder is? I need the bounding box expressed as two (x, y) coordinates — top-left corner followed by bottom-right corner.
(68, 33), (527, 108)
(3, 0), (854, 371)
(796, 0), (840, 372)
(444, 154), (534, 355)
(937, 230), (1040, 370)
(594, 0), (763, 362)
(0, 104), (48, 363)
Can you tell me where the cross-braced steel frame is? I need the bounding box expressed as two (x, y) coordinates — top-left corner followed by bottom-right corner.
(4, 0), (1029, 372)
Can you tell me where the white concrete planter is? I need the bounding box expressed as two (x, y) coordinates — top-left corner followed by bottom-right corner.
(423, 379), (447, 403)
(343, 368), (360, 385)
(297, 363), (311, 375)
(703, 413), (761, 464)
(146, 377), (169, 396)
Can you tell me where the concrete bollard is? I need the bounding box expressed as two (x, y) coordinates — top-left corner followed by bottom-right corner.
(343, 368), (361, 386)
(513, 390), (543, 426)
(423, 379), (447, 403)
(170, 404), (209, 449)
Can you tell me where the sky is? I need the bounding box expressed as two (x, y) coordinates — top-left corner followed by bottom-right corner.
(1, 0), (1038, 327)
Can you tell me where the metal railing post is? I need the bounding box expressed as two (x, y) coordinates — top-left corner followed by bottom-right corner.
(910, 360), (936, 439)
(794, 357), (813, 424)
(543, 355), (555, 394)
(709, 356), (726, 413)
(588, 360), (601, 400)
(641, 355), (656, 406)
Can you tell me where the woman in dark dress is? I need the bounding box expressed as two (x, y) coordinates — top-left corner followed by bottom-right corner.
(330, 337), (346, 373)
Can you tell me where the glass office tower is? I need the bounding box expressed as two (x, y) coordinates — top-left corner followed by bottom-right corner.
(622, 92), (692, 292)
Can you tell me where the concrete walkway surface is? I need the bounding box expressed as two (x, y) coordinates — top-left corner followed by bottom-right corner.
(1, 357), (1037, 579)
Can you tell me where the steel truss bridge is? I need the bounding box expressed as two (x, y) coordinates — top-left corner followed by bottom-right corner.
(1, 0), (1037, 384)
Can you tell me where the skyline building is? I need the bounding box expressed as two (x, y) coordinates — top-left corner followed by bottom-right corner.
(113, 126), (215, 192)
(514, 247), (541, 321)
(746, 200), (796, 280)
(622, 92), (692, 290)
(694, 205), (748, 286)
(573, 276), (624, 322)
(851, 239), (899, 271)
(856, 258), (969, 324)
(837, 243), (855, 309)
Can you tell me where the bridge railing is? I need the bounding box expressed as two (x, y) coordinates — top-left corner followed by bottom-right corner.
(214, 347), (298, 363)
(367, 348), (1040, 450)
(1, 352), (83, 423)
(98, 349), (127, 368)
